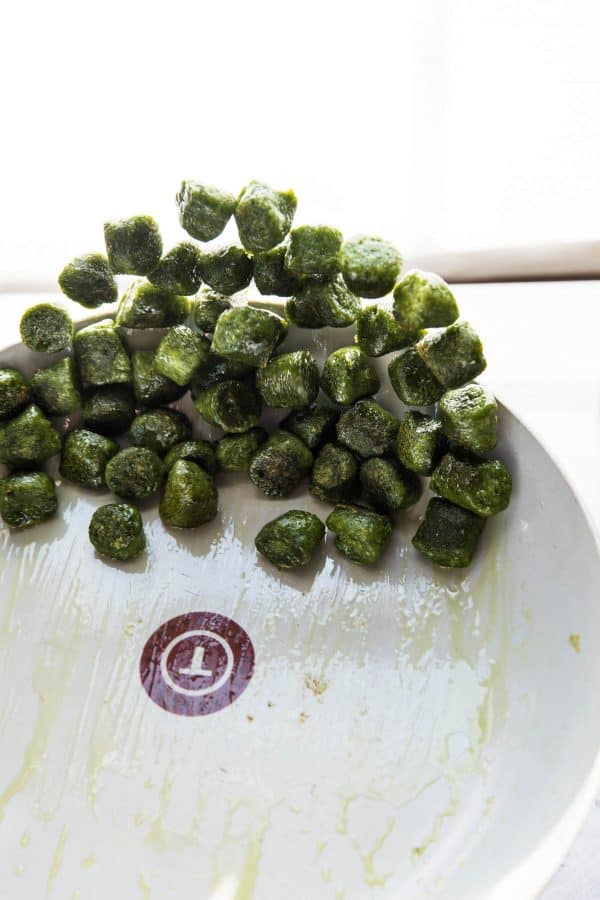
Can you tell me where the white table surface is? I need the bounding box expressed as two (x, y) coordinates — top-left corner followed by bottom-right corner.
(1, 281), (599, 898)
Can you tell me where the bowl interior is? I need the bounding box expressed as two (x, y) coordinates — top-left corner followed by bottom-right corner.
(0, 317), (599, 900)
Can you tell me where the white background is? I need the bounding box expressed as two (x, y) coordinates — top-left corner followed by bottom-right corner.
(1, 0), (600, 288)
(1, 1), (599, 897)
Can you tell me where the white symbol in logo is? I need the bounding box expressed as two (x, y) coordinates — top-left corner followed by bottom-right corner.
(179, 645), (213, 677)
(160, 629), (234, 697)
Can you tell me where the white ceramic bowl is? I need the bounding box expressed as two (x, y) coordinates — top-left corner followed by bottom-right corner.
(0, 310), (598, 899)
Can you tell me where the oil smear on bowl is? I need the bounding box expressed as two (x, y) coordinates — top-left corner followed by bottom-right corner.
(0, 479), (514, 899)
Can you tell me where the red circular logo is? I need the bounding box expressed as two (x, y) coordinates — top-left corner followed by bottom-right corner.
(139, 612), (255, 716)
